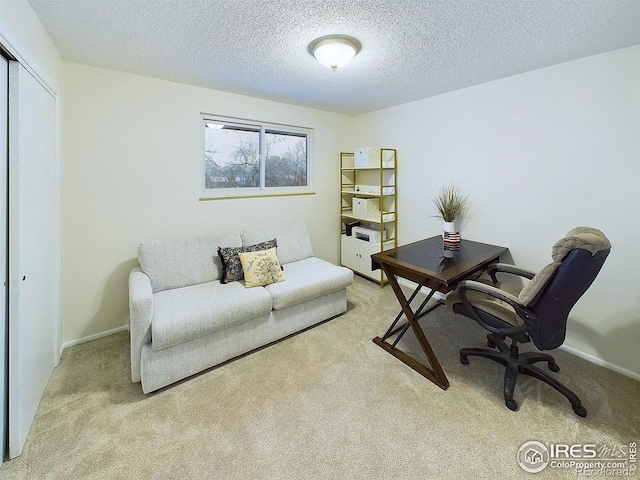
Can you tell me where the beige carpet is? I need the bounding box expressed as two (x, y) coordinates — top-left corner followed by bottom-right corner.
(1, 276), (638, 479)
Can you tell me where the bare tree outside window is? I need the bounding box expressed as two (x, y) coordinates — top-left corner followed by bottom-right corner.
(204, 118), (311, 196)
(265, 130), (307, 187)
(204, 126), (260, 189)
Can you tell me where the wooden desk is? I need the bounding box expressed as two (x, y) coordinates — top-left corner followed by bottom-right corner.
(371, 236), (508, 389)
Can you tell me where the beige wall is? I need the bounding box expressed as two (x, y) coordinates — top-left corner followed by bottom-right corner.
(354, 46), (640, 377)
(62, 63), (353, 343)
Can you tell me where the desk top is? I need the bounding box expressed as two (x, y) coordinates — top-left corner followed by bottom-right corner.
(371, 236), (508, 292)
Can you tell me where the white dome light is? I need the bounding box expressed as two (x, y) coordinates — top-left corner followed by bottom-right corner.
(308, 35), (361, 71)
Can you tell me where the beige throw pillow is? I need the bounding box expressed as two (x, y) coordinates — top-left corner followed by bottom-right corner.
(238, 247), (286, 288)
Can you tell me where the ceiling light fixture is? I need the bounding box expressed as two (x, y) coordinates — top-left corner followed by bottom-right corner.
(308, 35), (361, 71)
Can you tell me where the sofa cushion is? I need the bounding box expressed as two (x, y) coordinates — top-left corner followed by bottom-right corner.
(218, 239), (277, 284)
(241, 221), (313, 265)
(239, 247), (286, 288)
(139, 232), (242, 293)
(151, 280), (272, 351)
(265, 257), (353, 310)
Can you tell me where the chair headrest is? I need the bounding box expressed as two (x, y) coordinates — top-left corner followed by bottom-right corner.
(551, 226), (611, 262)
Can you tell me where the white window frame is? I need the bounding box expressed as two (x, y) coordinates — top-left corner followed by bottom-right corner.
(201, 114), (314, 200)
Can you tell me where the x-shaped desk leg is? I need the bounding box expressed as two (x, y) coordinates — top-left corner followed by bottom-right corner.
(372, 264), (450, 390)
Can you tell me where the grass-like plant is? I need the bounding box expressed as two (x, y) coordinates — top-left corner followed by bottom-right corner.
(431, 184), (470, 222)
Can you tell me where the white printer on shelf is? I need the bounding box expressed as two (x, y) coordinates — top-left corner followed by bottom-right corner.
(352, 226), (386, 243)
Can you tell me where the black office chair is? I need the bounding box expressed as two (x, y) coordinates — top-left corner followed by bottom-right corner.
(446, 227), (610, 417)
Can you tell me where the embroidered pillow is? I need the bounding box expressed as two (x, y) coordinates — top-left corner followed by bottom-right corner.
(238, 247), (286, 288)
(217, 239), (277, 284)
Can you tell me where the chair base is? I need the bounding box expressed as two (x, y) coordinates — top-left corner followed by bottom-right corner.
(460, 333), (587, 417)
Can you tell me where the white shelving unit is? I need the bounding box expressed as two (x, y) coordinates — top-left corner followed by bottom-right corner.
(340, 148), (397, 287)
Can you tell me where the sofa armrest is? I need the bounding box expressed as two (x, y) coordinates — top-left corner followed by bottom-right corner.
(129, 267), (153, 383)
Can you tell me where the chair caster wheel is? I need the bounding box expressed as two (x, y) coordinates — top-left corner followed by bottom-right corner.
(487, 338), (495, 348)
(505, 399), (518, 411)
(548, 363), (560, 372)
(573, 405), (587, 418)
(460, 355), (469, 365)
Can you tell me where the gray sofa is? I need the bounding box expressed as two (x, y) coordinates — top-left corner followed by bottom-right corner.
(129, 221), (353, 393)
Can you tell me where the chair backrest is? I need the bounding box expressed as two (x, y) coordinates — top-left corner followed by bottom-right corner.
(527, 227), (610, 350)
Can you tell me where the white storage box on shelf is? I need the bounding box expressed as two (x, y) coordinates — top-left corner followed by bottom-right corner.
(353, 197), (380, 219)
(354, 147), (380, 168)
(354, 147), (395, 168)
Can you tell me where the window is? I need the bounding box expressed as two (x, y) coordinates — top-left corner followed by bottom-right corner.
(202, 115), (313, 198)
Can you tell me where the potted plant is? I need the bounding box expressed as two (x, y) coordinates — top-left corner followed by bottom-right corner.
(431, 184), (470, 238)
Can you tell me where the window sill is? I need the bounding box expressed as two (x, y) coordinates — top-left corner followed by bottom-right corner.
(199, 191), (316, 201)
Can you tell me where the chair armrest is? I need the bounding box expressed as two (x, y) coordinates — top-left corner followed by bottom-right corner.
(457, 280), (536, 336)
(129, 267), (153, 383)
(487, 263), (537, 283)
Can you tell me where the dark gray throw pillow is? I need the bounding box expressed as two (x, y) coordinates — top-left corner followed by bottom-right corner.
(218, 239), (277, 284)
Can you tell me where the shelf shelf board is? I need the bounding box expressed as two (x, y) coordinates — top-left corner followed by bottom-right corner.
(341, 190), (394, 197)
(340, 235), (396, 248)
(341, 232), (396, 242)
(341, 210), (396, 223)
(341, 165), (395, 171)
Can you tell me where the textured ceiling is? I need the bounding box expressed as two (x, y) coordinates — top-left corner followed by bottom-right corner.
(28, 0), (640, 116)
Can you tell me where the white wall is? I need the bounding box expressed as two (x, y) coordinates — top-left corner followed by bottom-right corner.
(354, 46), (640, 377)
(62, 63), (353, 344)
(0, 0), (62, 88)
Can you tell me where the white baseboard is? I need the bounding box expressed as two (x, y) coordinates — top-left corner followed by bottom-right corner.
(396, 279), (640, 381)
(559, 344), (640, 382)
(59, 324), (129, 356)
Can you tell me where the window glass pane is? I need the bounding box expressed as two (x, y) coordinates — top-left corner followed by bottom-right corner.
(264, 130), (308, 187)
(204, 124), (260, 189)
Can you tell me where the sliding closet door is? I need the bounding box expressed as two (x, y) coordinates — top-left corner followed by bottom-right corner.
(8, 61), (57, 458)
(0, 55), (8, 465)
